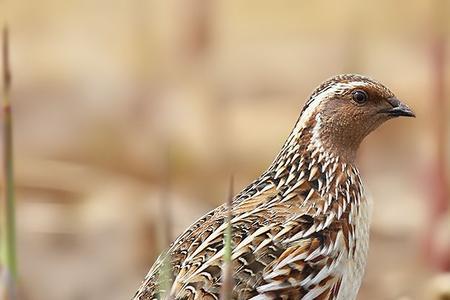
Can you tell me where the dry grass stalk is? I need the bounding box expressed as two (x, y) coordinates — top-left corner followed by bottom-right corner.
(220, 175), (233, 300)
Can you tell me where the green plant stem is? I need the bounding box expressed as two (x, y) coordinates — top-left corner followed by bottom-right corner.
(158, 143), (173, 299)
(1, 25), (17, 282)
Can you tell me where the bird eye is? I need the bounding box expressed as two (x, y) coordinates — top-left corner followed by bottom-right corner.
(352, 90), (368, 104)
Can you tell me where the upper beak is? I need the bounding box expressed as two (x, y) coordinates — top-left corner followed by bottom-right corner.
(380, 97), (416, 118)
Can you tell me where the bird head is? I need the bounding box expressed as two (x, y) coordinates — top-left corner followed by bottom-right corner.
(298, 74), (415, 161)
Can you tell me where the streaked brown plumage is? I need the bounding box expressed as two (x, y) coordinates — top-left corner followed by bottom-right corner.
(133, 74), (414, 300)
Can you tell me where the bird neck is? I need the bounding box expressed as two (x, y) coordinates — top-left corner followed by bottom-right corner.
(267, 113), (363, 196)
(260, 115), (365, 222)
(232, 113), (364, 218)
(271, 113), (358, 169)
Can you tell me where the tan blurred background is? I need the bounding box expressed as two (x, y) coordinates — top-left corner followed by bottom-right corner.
(1, 0), (450, 299)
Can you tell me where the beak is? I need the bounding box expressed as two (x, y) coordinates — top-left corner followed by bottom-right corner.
(380, 97), (416, 118)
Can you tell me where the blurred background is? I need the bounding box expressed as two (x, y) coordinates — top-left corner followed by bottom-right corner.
(0, 0), (449, 299)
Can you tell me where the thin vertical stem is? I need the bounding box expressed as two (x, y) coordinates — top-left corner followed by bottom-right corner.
(158, 143), (174, 299)
(1, 25), (17, 299)
(220, 175), (233, 300)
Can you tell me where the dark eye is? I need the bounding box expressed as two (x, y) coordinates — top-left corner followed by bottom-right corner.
(352, 90), (368, 104)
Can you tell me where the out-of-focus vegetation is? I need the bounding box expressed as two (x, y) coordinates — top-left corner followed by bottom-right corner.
(0, 1), (449, 299)
(1, 25), (18, 300)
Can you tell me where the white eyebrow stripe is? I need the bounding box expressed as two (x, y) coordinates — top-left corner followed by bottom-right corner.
(302, 80), (371, 114)
(300, 82), (358, 120)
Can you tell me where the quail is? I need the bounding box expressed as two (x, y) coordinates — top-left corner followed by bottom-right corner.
(133, 74), (415, 300)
